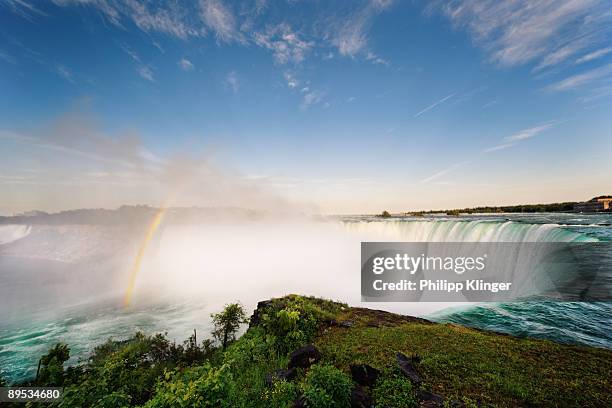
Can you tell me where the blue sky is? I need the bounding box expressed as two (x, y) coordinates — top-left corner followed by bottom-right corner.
(1, 0), (611, 214)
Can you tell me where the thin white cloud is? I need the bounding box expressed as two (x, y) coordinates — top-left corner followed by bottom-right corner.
(301, 90), (325, 109)
(0, 50), (17, 65)
(482, 143), (515, 153)
(137, 65), (155, 82)
(421, 161), (468, 184)
(283, 72), (299, 89)
(178, 58), (194, 71)
(483, 122), (555, 153)
(3, 0), (48, 21)
(225, 70), (239, 93)
(55, 64), (74, 83)
(253, 23), (313, 65)
(576, 47), (612, 64)
(547, 63), (612, 91)
(125, 0), (201, 39)
(199, 0), (242, 43)
(120, 43), (141, 63)
(505, 123), (555, 142)
(327, 0), (394, 58)
(414, 93), (455, 117)
(430, 0), (611, 69)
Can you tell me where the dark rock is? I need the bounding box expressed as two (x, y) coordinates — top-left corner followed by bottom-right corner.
(265, 367), (297, 386)
(417, 390), (445, 408)
(249, 300), (273, 327)
(396, 352), (422, 384)
(350, 364), (380, 387)
(288, 344), (321, 369)
(351, 385), (373, 408)
(293, 394), (306, 408)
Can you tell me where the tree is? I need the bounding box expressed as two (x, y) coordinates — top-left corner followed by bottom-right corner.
(380, 210), (391, 218)
(37, 343), (70, 386)
(211, 303), (248, 349)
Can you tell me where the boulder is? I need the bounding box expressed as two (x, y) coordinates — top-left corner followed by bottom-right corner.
(249, 300), (273, 327)
(351, 385), (373, 408)
(265, 367), (296, 386)
(417, 390), (445, 408)
(396, 352), (422, 384)
(288, 344), (321, 369)
(350, 364), (380, 387)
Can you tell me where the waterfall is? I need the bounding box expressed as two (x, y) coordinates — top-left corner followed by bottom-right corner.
(0, 224), (32, 245)
(342, 219), (593, 243)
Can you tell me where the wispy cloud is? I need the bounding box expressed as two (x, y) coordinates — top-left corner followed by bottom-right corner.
(0, 50), (17, 65)
(414, 93), (455, 117)
(225, 70), (240, 93)
(326, 0), (394, 59)
(283, 71), (299, 89)
(54, 64), (74, 83)
(3, 0), (48, 21)
(178, 58), (194, 71)
(253, 23), (313, 65)
(120, 43), (141, 63)
(429, 0), (611, 69)
(483, 122), (555, 152)
(576, 47), (612, 64)
(547, 63), (612, 92)
(199, 0), (242, 43)
(421, 161), (468, 184)
(137, 65), (155, 82)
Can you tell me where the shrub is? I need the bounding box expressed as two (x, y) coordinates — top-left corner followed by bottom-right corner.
(372, 375), (417, 408)
(259, 296), (345, 352)
(265, 380), (300, 408)
(145, 364), (234, 408)
(303, 364), (353, 408)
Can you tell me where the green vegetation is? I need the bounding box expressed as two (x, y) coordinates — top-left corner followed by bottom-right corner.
(302, 364), (353, 408)
(211, 303), (248, 349)
(379, 210), (392, 218)
(14, 295), (612, 407)
(409, 201), (577, 215)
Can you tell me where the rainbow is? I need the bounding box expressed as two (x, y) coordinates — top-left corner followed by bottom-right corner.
(123, 206), (169, 307)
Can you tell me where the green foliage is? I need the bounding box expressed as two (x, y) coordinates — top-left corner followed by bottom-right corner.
(211, 303), (248, 349)
(372, 375), (416, 408)
(380, 210), (391, 218)
(264, 380), (300, 408)
(144, 364), (234, 408)
(302, 364), (353, 408)
(259, 295), (345, 352)
(56, 332), (217, 407)
(38, 342), (70, 386)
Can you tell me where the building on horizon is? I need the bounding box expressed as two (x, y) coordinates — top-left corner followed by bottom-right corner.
(574, 196), (612, 213)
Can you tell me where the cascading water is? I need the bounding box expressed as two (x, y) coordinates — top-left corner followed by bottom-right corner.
(344, 218), (610, 349)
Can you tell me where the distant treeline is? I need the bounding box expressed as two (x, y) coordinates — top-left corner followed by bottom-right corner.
(0, 205), (261, 225)
(409, 201), (577, 216)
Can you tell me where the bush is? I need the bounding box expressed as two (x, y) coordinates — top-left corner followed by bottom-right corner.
(259, 295), (345, 352)
(145, 364), (234, 408)
(303, 364), (353, 408)
(265, 380), (300, 408)
(38, 343), (70, 386)
(372, 375), (417, 408)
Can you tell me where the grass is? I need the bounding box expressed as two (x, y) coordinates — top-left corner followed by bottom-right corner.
(315, 307), (612, 407)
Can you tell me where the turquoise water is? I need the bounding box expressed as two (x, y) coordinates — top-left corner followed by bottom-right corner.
(428, 213), (612, 348)
(1, 213), (610, 384)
